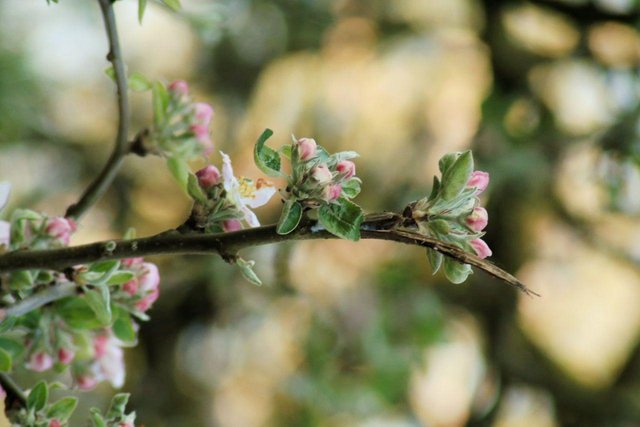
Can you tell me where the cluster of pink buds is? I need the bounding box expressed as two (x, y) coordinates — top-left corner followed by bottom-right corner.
(75, 332), (126, 390)
(148, 80), (215, 159)
(465, 171), (492, 259)
(288, 137), (360, 205)
(120, 258), (160, 313)
(45, 217), (77, 246)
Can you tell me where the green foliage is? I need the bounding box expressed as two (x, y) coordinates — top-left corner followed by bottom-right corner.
(254, 128), (281, 177)
(27, 381), (48, 412)
(276, 199), (303, 235)
(318, 198), (363, 241)
(46, 397), (78, 422)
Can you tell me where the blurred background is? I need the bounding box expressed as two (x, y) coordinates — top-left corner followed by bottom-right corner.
(1, 0), (640, 425)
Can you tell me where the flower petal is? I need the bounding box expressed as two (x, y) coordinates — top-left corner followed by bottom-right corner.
(0, 182), (10, 211)
(220, 151), (237, 194)
(0, 221), (9, 248)
(242, 207), (260, 227)
(243, 184), (276, 208)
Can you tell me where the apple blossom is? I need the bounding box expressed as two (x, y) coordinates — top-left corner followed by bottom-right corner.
(194, 102), (214, 125)
(196, 165), (221, 188)
(467, 171), (490, 194)
(336, 160), (356, 179)
(466, 207), (488, 231)
(324, 184), (342, 202)
(27, 351), (54, 372)
(297, 138), (317, 161)
(223, 219), (243, 232)
(311, 164), (333, 184)
(168, 80), (189, 96)
(58, 347), (75, 365)
(45, 217), (77, 245)
(77, 375), (98, 391)
(471, 238), (492, 259)
(49, 420), (62, 427)
(122, 279), (139, 296)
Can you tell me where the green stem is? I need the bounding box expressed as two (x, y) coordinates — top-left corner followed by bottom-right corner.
(65, 0), (130, 220)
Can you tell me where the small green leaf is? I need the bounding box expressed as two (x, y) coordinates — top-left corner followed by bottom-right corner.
(46, 397), (78, 422)
(341, 179), (361, 199)
(166, 157), (190, 191)
(428, 219), (450, 235)
(426, 249), (443, 274)
(152, 81), (169, 127)
(90, 408), (107, 427)
(427, 176), (440, 202)
(138, 0), (148, 23)
(128, 72), (151, 92)
(106, 393), (130, 419)
(27, 380), (48, 412)
(236, 258), (262, 286)
(329, 151), (359, 164)
(0, 348), (12, 372)
(438, 152), (458, 174)
(277, 200), (303, 235)
(9, 270), (33, 290)
(318, 198), (364, 241)
(84, 287), (112, 326)
(124, 227), (137, 240)
(104, 66), (116, 82)
(10, 209), (41, 222)
(254, 128), (281, 177)
(0, 317), (16, 334)
(161, 0), (182, 11)
(112, 313), (136, 343)
(440, 150), (473, 201)
(443, 257), (472, 284)
(57, 298), (102, 330)
(0, 337), (25, 360)
(279, 145), (292, 159)
(107, 271), (135, 285)
(89, 260), (120, 273)
(187, 173), (208, 204)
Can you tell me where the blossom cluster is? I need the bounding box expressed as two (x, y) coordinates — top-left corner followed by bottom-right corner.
(285, 137), (360, 206)
(191, 152), (276, 233)
(143, 80), (215, 160)
(411, 151), (492, 283)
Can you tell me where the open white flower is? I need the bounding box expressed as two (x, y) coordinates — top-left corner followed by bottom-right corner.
(0, 182), (11, 248)
(220, 152), (276, 227)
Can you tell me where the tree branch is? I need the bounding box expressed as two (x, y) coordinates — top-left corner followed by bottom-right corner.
(65, 0), (130, 220)
(0, 372), (27, 407)
(0, 214), (539, 316)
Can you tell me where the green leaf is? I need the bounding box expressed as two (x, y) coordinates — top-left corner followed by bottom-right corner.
(187, 173), (208, 204)
(318, 198), (364, 241)
(0, 337), (25, 360)
(329, 151), (359, 164)
(0, 317), (16, 334)
(57, 298), (102, 330)
(107, 271), (135, 285)
(443, 257), (472, 284)
(128, 71), (151, 92)
(426, 249), (443, 274)
(112, 313), (136, 343)
(427, 176), (440, 202)
(152, 81), (169, 127)
(161, 0), (182, 11)
(138, 0), (148, 23)
(166, 157), (190, 191)
(106, 393), (130, 419)
(236, 258), (262, 286)
(124, 227), (137, 240)
(84, 261), (120, 287)
(104, 66), (116, 82)
(89, 260), (120, 273)
(10, 209), (41, 222)
(46, 397), (78, 422)
(0, 348), (11, 372)
(27, 380), (48, 412)
(9, 270), (33, 290)
(428, 219), (450, 235)
(279, 145), (292, 159)
(254, 128), (281, 177)
(84, 287), (112, 326)
(276, 200), (303, 235)
(440, 150), (473, 201)
(341, 179), (361, 199)
(90, 408), (107, 427)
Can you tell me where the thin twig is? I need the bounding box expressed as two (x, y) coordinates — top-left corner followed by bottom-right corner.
(0, 213), (538, 317)
(65, 0), (130, 220)
(0, 372), (27, 407)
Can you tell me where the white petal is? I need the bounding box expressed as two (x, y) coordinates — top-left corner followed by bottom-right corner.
(220, 151), (237, 193)
(0, 221), (10, 247)
(242, 207), (260, 227)
(243, 185), (276, 208)
(0, 182), (11, 211)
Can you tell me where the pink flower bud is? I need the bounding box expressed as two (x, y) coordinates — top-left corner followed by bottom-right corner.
(58, 347), (75, 365)
(27, 351), (54, 372)
(45, 217), (76, 245)
(77, 375), (98, 390)
(94, 335), (109, 359)
(323, 184), (342, 202)
(119, 423), (135, 427)
(190, 124), (214, 155)
(336, 160), (356, 179)
(168, 80), (189, 96)
(135, 288), (159, 312)
(311, 164), (333, 184)
(49, 420), (62, 427)
(223, 220), (243, 232)
(122, 279), (139, 296)
(196, 165), (221, 188)
(194, 102), (214, 125)
(467, 171), (490, 194)
(139, 263), (160, 292)
(121, 257), (144, 268)
(466, 207), (488, 231)
(470, 239), (492, 259)
(297, 138), (317, 161)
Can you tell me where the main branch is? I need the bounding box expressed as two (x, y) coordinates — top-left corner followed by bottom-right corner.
(65, 0), (131, 220)
(0, 214), (538, 298)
